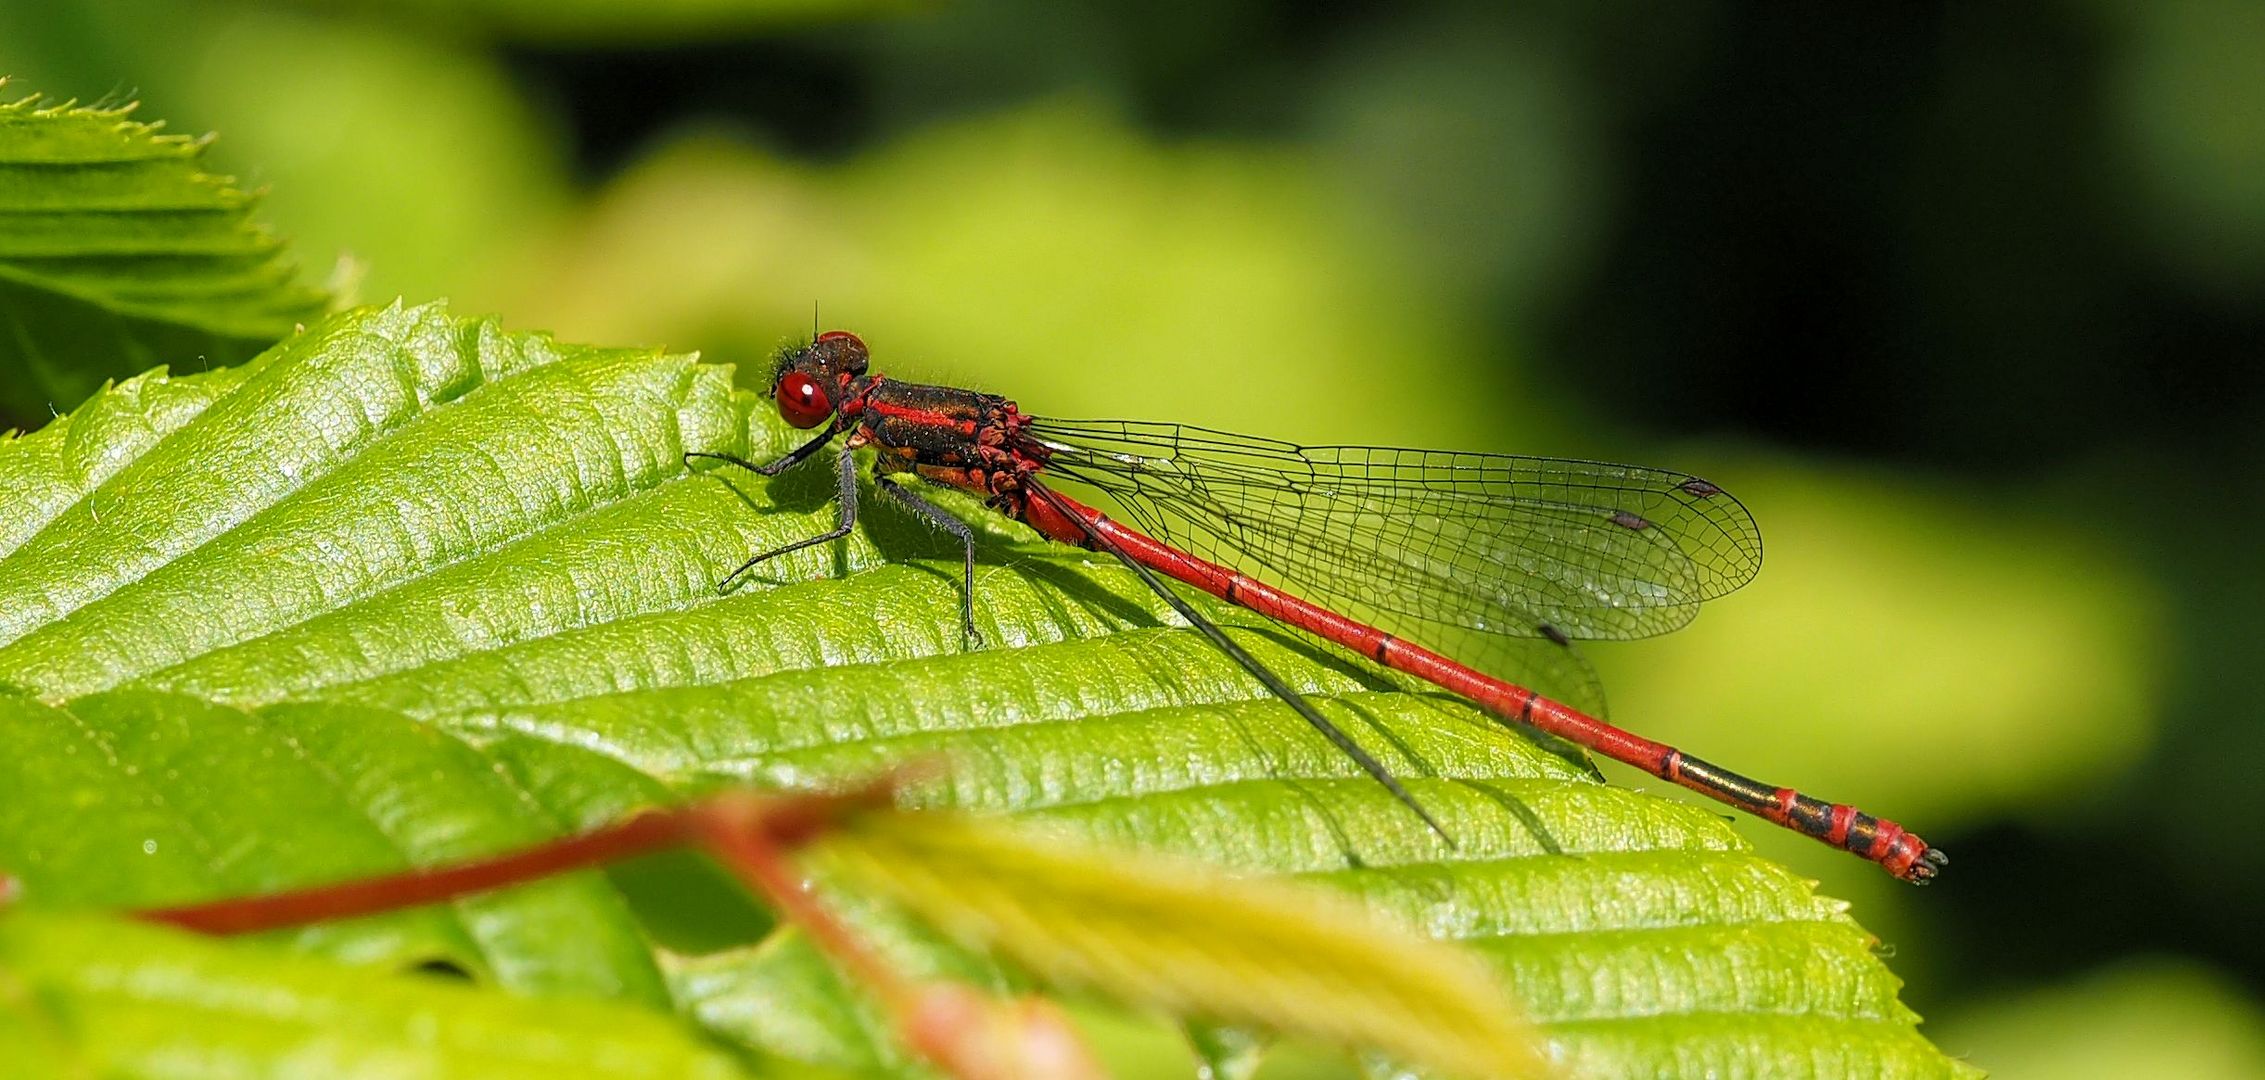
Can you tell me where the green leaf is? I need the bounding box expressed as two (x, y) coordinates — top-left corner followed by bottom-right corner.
(0, 90), (329, 422)
(817, 809), (1547, 1079)
(0, 910), (766, 1079)
(0, 302), (1970, 1077)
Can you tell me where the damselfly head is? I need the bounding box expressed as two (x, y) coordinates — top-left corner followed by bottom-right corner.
(769, 330), (870, 428)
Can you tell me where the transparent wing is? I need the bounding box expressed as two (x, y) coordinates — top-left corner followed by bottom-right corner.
(1028, 418), (1763, 712)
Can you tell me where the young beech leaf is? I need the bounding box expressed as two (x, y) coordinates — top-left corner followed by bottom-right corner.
(0, 303), (1971, 1077)
(814, 808), (1548, 1079)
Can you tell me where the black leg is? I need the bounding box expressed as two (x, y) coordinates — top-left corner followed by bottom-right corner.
(714, 448), (861, 594)
(685, 423), (841, 478)
(878, 477), (987, 649)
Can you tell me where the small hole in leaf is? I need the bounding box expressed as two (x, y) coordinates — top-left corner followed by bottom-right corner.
(409, 957), (475, 981)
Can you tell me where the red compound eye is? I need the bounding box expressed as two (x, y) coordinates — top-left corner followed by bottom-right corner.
(775, 371), (834, 428)
(814, 330), (864, 351)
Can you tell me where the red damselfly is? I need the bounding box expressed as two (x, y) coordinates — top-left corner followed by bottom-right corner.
(687, 332), (1945, 883)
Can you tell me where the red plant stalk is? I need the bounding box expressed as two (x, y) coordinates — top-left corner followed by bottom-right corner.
(8, 775), (1100, 1080)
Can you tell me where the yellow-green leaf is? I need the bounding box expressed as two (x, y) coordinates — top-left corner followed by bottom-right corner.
(819, 809), (1547, 1078)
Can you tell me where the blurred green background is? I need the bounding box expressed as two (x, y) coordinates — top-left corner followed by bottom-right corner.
(5, 1), (2260, 1075)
